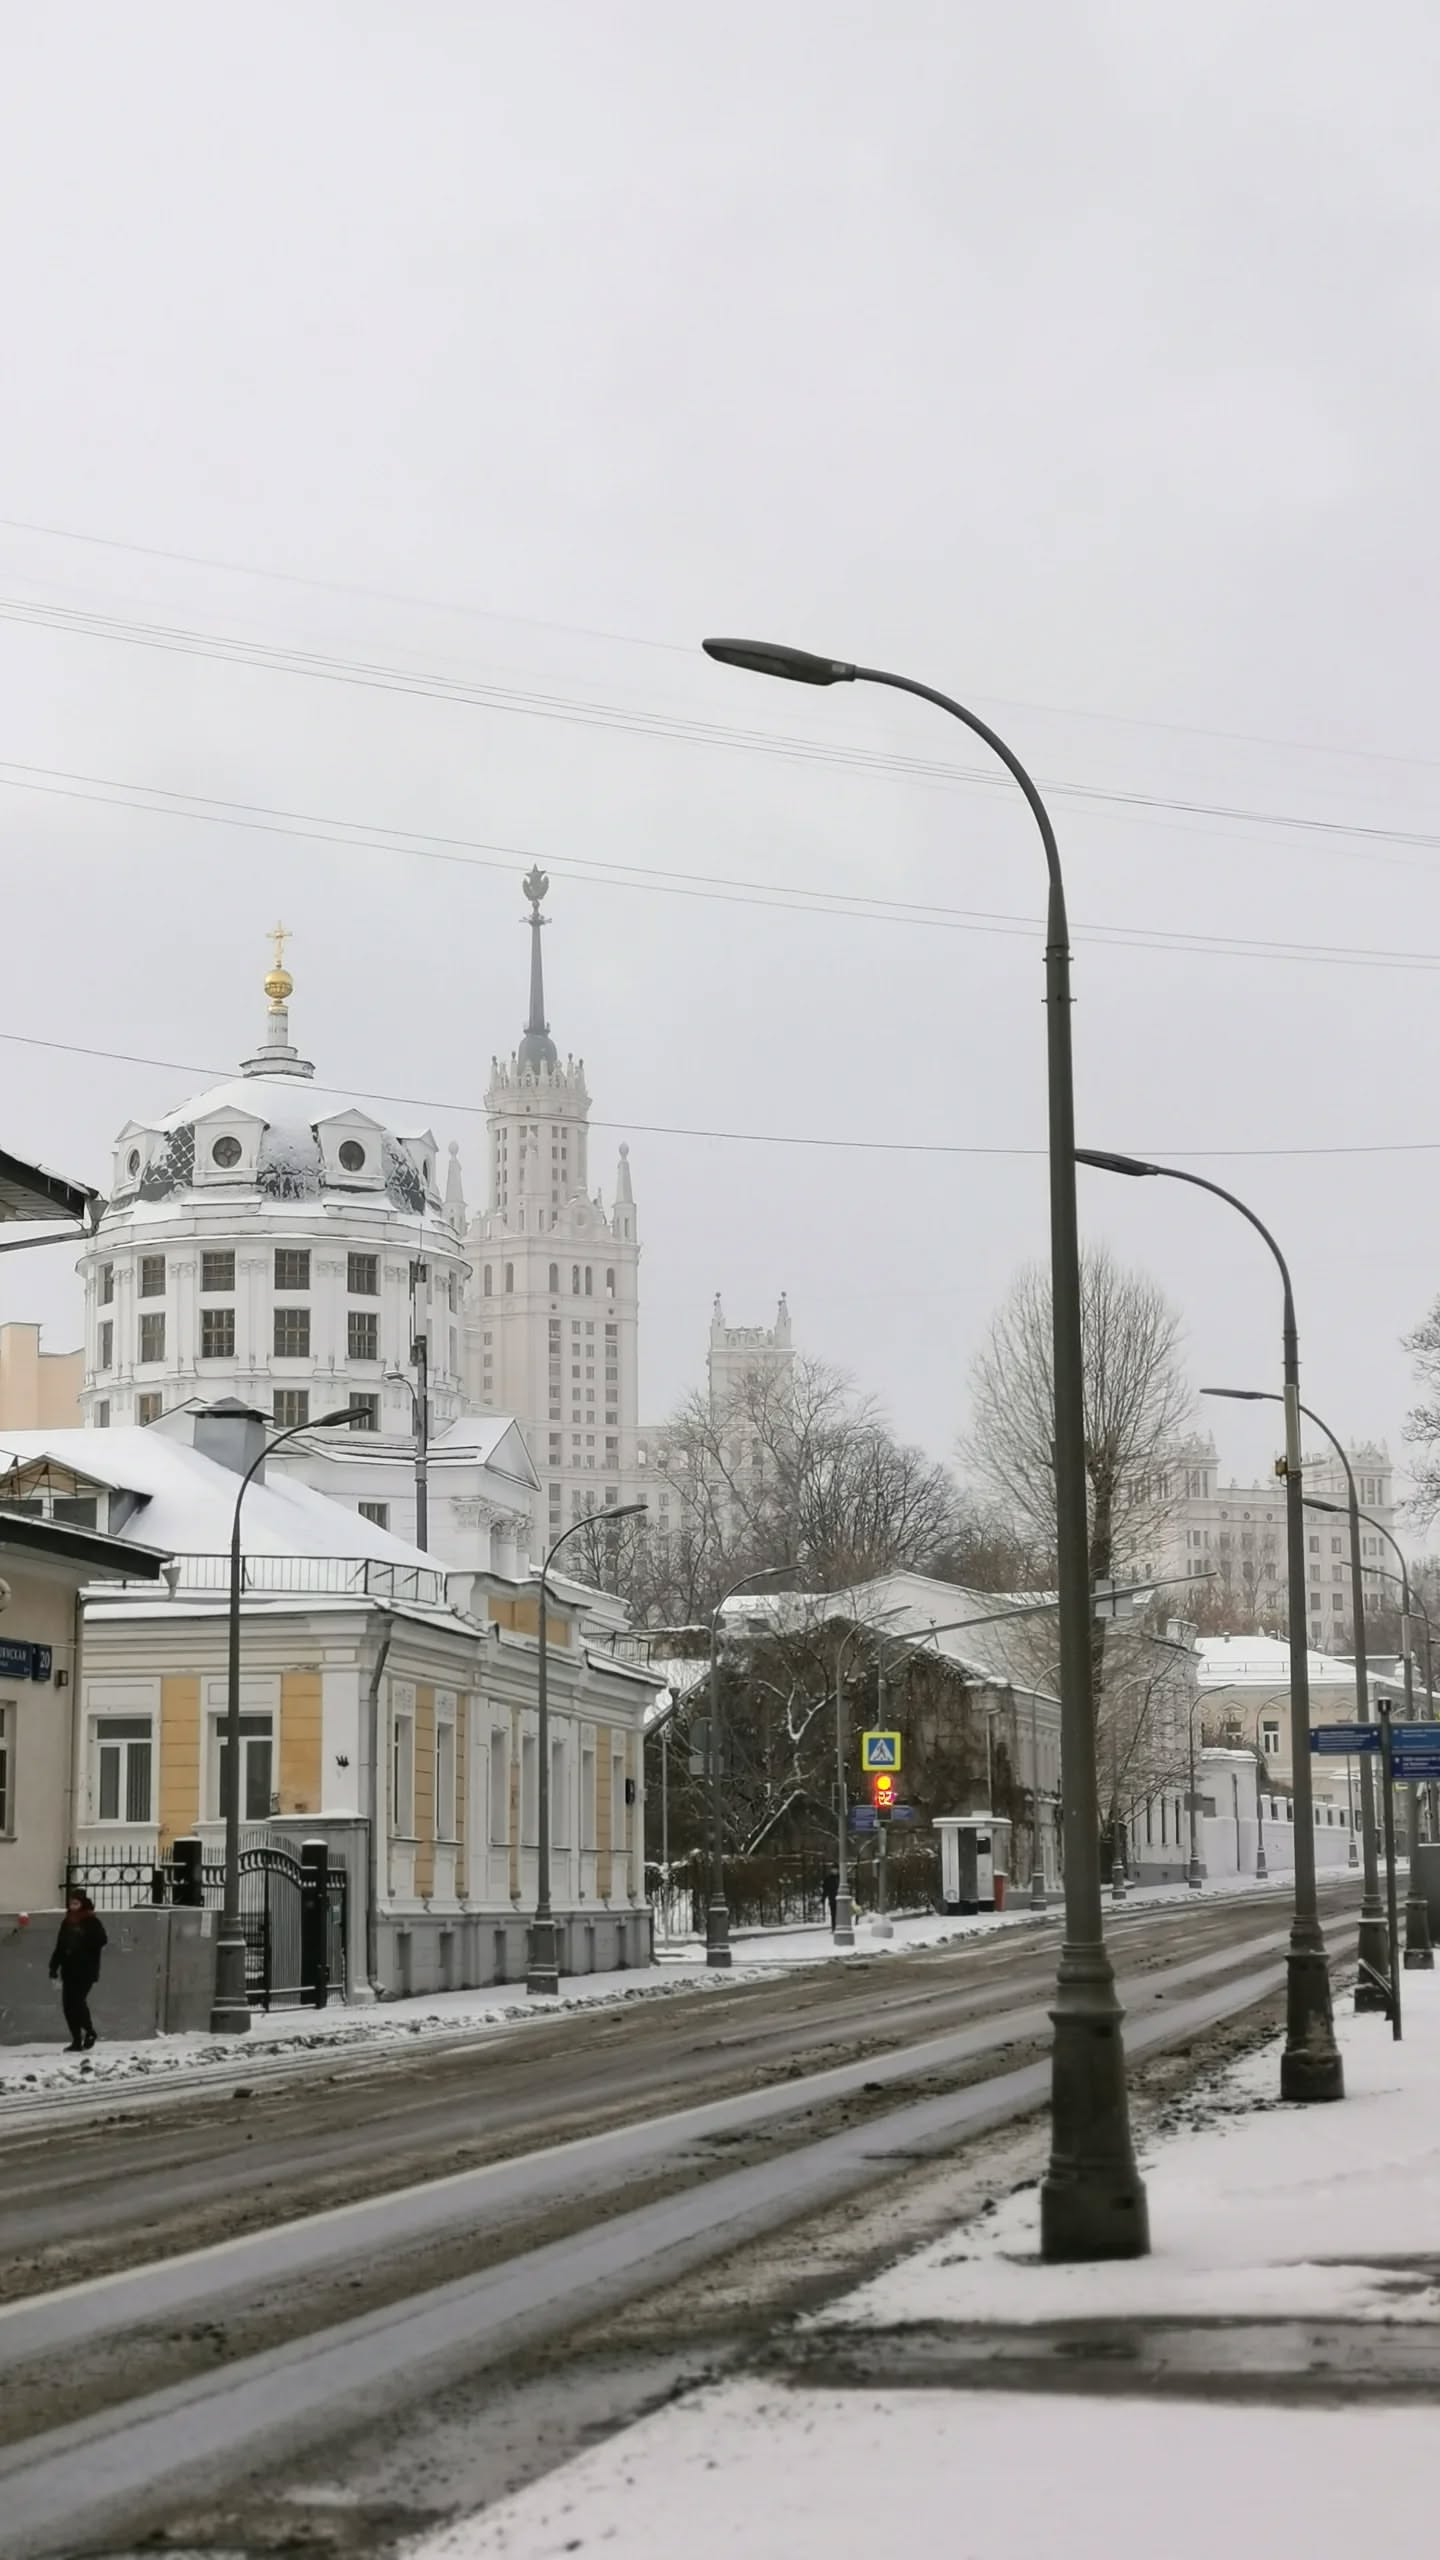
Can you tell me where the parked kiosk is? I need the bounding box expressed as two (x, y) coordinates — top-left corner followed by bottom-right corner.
(936, 1814), (1011, 1913)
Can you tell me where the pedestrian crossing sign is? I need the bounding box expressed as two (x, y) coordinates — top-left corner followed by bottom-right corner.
(861, 1729), (902, 1773)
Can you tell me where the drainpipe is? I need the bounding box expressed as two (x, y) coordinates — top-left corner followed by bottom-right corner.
(61, 1584), (86, 1882)
(365, 1613), (395, 1996)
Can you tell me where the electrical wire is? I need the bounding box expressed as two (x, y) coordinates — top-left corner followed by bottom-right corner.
(5, 590), (1440, 860)
(4, 756), (1440, 979)
(5, 1022), (1440, 1161)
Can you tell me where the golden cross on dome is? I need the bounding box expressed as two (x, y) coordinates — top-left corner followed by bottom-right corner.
(269, 921), (291, 972)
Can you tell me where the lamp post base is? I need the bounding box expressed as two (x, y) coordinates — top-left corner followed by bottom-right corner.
(833, 1889), (855, 1949)
(1030, 1875), (1047, 1912)
(1186, 1859), (1204, 1891)
(209, 1927), (252, 2037)
(1354, 1908), (1391, 2012)
(526, 1914), (560, 1998)
(1279, 1938), (1344, 2101)
(1404, 1892), (1434, 1970)
(870, 1915), (894, 1939)
(1041, 1948), (1149, 2262)
(705, 1897), (732, 1970)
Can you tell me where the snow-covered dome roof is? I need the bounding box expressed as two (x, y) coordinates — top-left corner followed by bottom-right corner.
(104, 942), (448, 1222)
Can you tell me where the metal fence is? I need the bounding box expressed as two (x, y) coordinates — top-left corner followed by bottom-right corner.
(64, 1837), (347, 2009)
(647, 1844), (940, 1934)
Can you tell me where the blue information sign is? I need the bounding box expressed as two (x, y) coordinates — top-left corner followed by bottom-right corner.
(0, 1639), (52, 1682)
(886, 1805), (919, 1824)
(1389, 1726), (1440, 1781)
(849, 1805), (878, 1831)
(1310, 1725), (1379, 1755)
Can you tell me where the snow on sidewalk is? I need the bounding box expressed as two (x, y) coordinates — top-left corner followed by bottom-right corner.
(407, 2386), (1433, 2560)
(820, 1967), (1440, 2329)
(0, 1903), (1031, 2108)
(404, 1943), (1440, 2560)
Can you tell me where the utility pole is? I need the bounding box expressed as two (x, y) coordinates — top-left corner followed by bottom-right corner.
(409, 1262), (430, 1552)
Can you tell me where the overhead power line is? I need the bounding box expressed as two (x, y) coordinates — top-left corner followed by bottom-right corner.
(5, 591), (1440, 861)
(4, 756), (1440, 981)
(5, 1023), (1440, 1163)
(6, 508), (1440, 777)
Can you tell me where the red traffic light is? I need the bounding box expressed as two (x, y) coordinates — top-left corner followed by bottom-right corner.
(872, 1772), (896, 1809)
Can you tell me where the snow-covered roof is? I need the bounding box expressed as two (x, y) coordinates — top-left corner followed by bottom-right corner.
(0, 1427), (435, 1571)
(718, 1574), (1063, 1703)
(1196, 1635), (1370, 1689)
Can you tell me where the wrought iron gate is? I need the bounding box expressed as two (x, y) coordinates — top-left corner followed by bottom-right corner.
(64, 1838), (348, 2011)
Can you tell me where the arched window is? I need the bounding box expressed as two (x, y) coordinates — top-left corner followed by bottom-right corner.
(584, 1267), (593, 1296)
(571, 1265), (580, 1294)
(504, 1263), (514, 1293)
(548, 1262), (559, 1293)
(605, 1267), (615, 1293)
(483, 1266), (493, 1297)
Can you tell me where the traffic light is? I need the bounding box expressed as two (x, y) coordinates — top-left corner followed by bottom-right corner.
(872, 1771), (896, 1812)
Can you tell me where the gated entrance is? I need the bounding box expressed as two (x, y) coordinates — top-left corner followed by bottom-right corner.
(65, 1835), (347, 2010)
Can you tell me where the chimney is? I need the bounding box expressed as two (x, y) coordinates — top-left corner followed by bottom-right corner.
(193, 1398), (270, 1481)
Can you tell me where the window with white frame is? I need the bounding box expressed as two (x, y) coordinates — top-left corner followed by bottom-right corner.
(0, 1700), (13, 1834)
(93, 1716), (154, 1825)
(435, 1695), (457, 1841)
(489, 1726), (509, 1844)
(391, 1694), (415, 1836)
(209, 1714), (275, 1823)
(550, 1734), (568, 1848)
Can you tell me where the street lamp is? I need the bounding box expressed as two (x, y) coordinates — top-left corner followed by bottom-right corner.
(1203, 1389), (1387, 2010)
(706, 636), (1146, 2261)
(706, 1563), (796, 1970)
(1306, 1499), (1433, 1972)
(527, 1501), (647, 1996)
(828, 1607), (904, 1948)
(211, 1404), (365, 2035)
(1078, 1150), (1342, 2103)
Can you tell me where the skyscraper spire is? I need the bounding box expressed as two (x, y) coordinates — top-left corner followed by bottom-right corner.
(517, 866), (558, 1073)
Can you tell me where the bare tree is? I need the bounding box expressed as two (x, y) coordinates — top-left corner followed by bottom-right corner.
(963, 1246), (1192, 1587)
(1404, 1300), (1440, 1523)
(617, 1355), (963, 1625)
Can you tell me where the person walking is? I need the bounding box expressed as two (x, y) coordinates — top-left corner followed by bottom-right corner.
(49, 1891), (107, 2051)
(822, 1864), (839, 1930)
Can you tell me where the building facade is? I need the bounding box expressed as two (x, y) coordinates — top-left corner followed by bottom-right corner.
(1158, 1434), (1396, 1651)
(77, 934), (471, 1445)
(0, 1325), (83, 1431)
(0, 1412), (656, 1992)
(461, 869), (640, 1552)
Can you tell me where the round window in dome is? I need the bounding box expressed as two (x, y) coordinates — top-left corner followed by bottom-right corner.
(211, 1134), (243, 1168)
(127, 1148), (141, 1177)
(338, 1139), (366, 1172)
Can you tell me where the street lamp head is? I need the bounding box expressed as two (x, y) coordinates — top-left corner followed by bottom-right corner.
(1200, 1386), (1272, 1404)
(702, 637), (856, 686)
(602, 1502), (648, 1523)
(1304, 1495), (1343, 1516)
(317, 1406), (367, 1429)
(1075, 1147), (1161, 1179)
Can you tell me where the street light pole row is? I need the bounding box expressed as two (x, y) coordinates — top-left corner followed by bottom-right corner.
(706, 637), (1148, 2261)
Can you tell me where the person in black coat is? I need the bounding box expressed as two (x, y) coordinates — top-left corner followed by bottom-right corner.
(822, 1865), (840, 1930)
(49, 1892), (108, 2051)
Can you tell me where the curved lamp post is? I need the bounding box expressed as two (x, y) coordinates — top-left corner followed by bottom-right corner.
(211, 1404), (365, 2036)
(1306, 1500), (1434, 1973)
(706, 1563), (796, 1970)
(1204, 1389), (1387, 2009)
(527, 1501), (647, 1996)
(705, 638), (1146, 2260)
(1078, 1150), (1342, 2103)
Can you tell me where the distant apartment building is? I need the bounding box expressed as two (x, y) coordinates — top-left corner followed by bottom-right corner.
(637, 1296), (795, 1563)
(1155, 1434), (1395, 1651)
(0, 1323), (83, 1431)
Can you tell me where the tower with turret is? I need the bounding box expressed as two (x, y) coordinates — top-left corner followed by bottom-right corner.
(462, 871), (640, 1546)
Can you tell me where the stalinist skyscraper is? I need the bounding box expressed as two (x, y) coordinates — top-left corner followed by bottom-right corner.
(462, 870), (639, 1547)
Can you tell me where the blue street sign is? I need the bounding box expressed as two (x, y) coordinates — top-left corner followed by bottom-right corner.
(849, 1805), (878, 1831)
(1390, 1726), (1440, 1781)
(886, 1805), (919, 1824)
(0, 1639), (51, 1682)
(1310, 1725), (1380, 1754)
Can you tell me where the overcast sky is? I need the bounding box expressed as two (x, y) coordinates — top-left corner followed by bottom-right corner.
(2, 1), (1439, 1508)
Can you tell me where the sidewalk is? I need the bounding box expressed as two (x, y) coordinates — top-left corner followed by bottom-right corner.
(0, 1900), (1034, 2108)
(0, 1870), (1312, 2111)
(407, 1974), (1440, 2560)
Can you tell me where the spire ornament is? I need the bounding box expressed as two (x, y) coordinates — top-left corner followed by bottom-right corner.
(517, 868), (558, 1073)
(264, 920), (294, 1013)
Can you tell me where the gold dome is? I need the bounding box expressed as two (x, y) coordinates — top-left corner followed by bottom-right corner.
(265, 921), (293, 1013)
